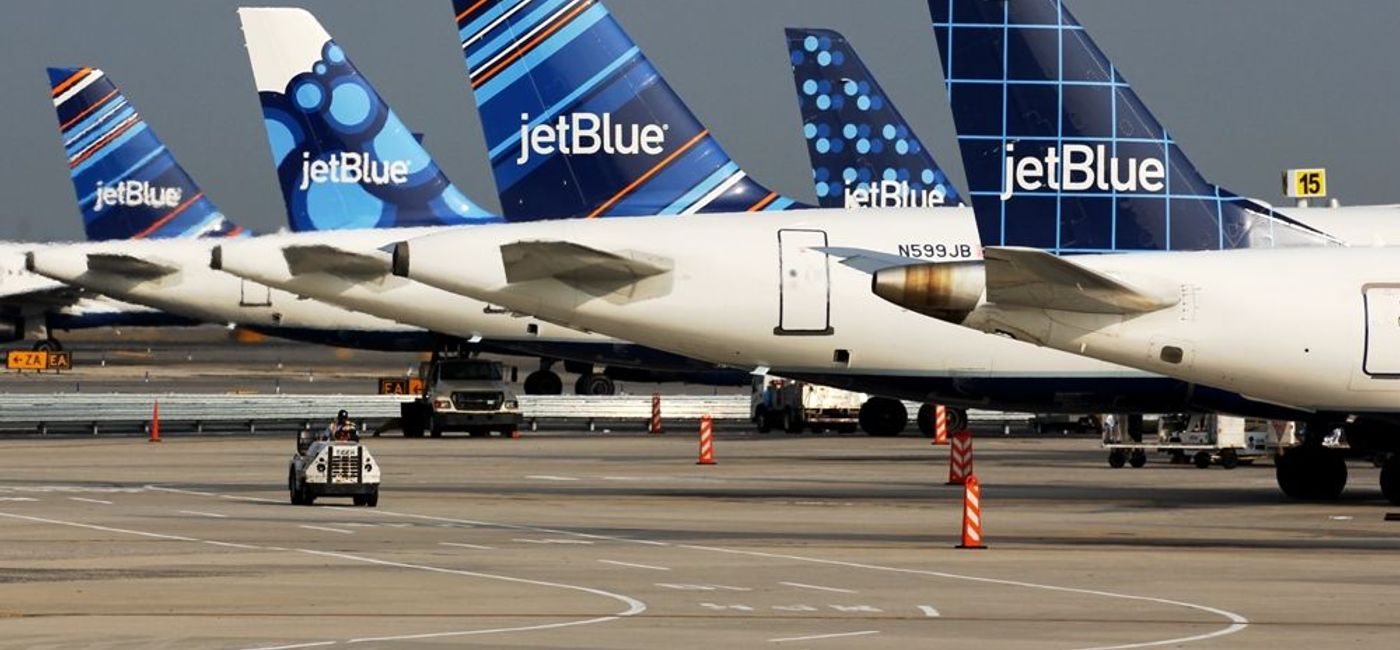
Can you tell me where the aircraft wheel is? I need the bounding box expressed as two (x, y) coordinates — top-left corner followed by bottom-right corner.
(523, 370), (563, 395)
(575, 373), (616, 395)
(1276, 445), (1347, 500)
(859, 398), (907, 437)
(1381, 455), (1400, 506)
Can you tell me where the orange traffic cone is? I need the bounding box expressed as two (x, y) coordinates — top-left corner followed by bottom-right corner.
(649, 393), (663, 434)
(149, 401), (162, 443)
(947, 432), (973, 485)
(933, 404), (949, 445)
(696, 415), (715, 465)
(957, 474), (987, 549)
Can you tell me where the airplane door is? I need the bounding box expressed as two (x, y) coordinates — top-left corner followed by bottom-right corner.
(240, 279), (272, 307)
(775, 229), (833, 335)
(1364, 286), (1400, 375)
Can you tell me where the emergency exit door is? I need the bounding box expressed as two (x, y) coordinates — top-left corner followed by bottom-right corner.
(1363, 286), (1400, 375)
(775, 229), (833, 335)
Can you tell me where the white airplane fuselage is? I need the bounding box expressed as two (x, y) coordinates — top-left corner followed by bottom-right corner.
(26, 240), (420, 338)
(397, 208), (1207, 412)
(214, 228), (613, 345)
(965, 244), (1400, 414)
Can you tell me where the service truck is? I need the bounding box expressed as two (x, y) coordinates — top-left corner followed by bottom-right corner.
(400, 356), (522, 437)
(752, 376), (864, 434)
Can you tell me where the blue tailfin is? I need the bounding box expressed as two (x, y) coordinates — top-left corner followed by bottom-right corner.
(239, 8), (500, 232)
(454, 0), (803, 218)
(929, 0), (1335, 252)
(48, 67), (247, 241)
(785, 28), (962, 210)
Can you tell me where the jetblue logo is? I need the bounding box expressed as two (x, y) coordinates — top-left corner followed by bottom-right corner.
(93, 181), (183, 212)
(999, 143), (1165, 201)
(844, 181), (947, 209)
(298, 152), (411, 191)
(517, 113), (668, 165)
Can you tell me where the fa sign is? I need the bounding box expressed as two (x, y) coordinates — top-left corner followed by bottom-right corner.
(1284, 168), (1327, 199)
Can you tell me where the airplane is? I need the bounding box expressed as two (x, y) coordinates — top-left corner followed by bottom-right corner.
(212, 5), (959, 401)
(389, 4), (1400, 451)
(0, 67), (266, 354)
(25, 66), (437, 351)
(860, 0), (1400, 502)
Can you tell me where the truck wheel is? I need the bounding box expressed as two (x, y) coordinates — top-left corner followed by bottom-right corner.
(1128, 450), (1148, 468)
(1193, 451), (1213, 469)
(1107, 450), (1127, 468)
(1220, 449), (1240, 470)
(754, 406), (772, 434)
(523, 370), (564, 395)
(365, 489), (379, 508)
(429, 415), (443, 438)
(469, 427), (490, 437)
(352, 495), (367, 506)
(782, 409), (804, 434)
(401, 403), (426, 438)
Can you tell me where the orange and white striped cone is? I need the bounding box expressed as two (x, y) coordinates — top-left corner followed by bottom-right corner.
(956, 474), (987, 549)
(948, 432), (972, 485)
(933, 404), (949, 445)
(697, 415), (716, 465)
(649, 393), (663, 434)
(148, 400), (162, 443)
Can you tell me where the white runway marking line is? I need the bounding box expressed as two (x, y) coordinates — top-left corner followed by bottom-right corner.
(153, 484), (1249, 650)
(598, 559), (670, 571)
(769, 630), (880, 643)
(441, 542), (495, 550)
(514, 537), (594, 545)
(68, 497), (113, 505)
(918, 605), (941, 617)
(526, 475), (579, 481)
(0, 507), (647, 649)
(180, 510), (228, 519)
(0, 497), (38, 502)
(779, 581), (857, 594)
(299, 525), (355, 535)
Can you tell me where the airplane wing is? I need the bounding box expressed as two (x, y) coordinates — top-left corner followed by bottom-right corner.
(283, 244), (391, 279)
(984, 247), (1178, 314)
(815, 247), (925, 274)
(87, 253), (178, 279)
(500, 241), (672, 285)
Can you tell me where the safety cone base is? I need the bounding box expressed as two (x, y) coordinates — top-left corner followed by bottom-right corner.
(955, 543), (987, 550)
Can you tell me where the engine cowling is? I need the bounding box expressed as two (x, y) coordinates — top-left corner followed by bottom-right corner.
(872, 262), (985, 324)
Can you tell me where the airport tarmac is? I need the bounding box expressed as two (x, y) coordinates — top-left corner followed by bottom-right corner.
(0, 432), (1396, 649)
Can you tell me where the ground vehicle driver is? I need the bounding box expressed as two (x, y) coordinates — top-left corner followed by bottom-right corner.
(325, 410), (357, 441)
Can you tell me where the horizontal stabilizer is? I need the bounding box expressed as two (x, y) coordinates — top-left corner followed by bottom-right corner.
(815, 247), (925, 274)
(283, 244), (391, 278)
(501, 241), (672, 287)
(984, 247), (1177, 314)
(87, 253), (177, 279)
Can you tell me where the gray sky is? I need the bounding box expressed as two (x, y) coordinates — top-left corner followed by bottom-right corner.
(1, 0), (1395, 241)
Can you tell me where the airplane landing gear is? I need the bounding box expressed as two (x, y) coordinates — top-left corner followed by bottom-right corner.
(522, 370), (563, 395)
(1276, 443), (1347, 501)
(859, 397), (907, 437)
(32, 338), (62, 352)
(1381, 455), (1400, 506)
(575, 373), (616, 396)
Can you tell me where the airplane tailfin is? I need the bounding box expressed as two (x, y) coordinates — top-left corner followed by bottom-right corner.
(239, 7), (500, 232)
(454, 0), (802, 218)
(928, 0), (1335, 252)
(785, 28), (962, 210)
(48, 67), (246, 241)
